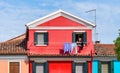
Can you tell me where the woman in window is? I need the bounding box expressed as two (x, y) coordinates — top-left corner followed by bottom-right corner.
(76, 37), (84, 50)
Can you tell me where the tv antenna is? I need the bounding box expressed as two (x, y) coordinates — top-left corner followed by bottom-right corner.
(85, 9), (98, 43)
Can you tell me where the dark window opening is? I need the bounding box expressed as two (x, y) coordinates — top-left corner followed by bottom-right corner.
(72, 32), (87, 50)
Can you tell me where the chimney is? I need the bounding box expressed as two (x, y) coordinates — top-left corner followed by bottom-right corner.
(95, 41), (100, 44)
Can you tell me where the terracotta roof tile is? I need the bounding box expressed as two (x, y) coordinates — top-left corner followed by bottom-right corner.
(94, 44), (116, 56)
(0, 34), (27, 55)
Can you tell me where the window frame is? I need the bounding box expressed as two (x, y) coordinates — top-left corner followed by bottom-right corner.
(72, 31), (87, 44)
(34, 31), (48, 46)
(8, 60), (21, 73)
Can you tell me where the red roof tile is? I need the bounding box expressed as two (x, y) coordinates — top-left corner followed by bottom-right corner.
(94, 44), (116, 56)
(0, 34), (27, 55)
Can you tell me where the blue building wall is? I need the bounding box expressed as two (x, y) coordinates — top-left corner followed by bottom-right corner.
(92, 60), (98, 73)
(114, 60), (120, 73)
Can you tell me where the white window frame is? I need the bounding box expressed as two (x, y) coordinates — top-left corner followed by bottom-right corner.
(8, 60), (21, 73)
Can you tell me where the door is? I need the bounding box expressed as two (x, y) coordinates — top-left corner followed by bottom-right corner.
(10, 62), (19, 73)
(49, 61), (72, 73)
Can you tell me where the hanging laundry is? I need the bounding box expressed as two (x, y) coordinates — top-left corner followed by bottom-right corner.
(71, 43), (77, 54)
(64, 43), (71, 53)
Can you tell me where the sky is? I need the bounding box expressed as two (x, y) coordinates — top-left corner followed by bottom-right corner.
(0, 0), (120, 44)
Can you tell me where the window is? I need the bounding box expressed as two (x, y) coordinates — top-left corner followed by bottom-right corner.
(76, 63), (84, 73)
(34, 32), (48, 45)
(72, 32), (87, 43)
(72, 62), (88, 73)
(33, 62), (48, 73)
(36, 63), (44, 73)
(101, 62), (110, 73)
(9, 62), (19, 73)
(72, 32), (87, 44)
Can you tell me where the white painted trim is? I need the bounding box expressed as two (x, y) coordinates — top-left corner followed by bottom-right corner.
(0, 55), (28, 60)
(26, 10), (62, 26)
(34, 60), (47, 63)
(26, 10), (95, 28)
(35, 44), (47, 46)
(8, 60), (21, 73)
(73, 31), (85, 32)
(29, 27), (92, 30)
(35, 31), (47, 33)
(74, 60), (86, 63)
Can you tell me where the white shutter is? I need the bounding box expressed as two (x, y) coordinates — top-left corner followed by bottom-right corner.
(36, 64), (44, 73)
(76, 63), (83, 73)
(37, 33), (44, 45)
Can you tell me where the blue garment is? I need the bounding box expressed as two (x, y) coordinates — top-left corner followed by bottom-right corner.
(64, 43), (71, 53)
(71, 43), (77, 49)
(71, 43), (77, 54)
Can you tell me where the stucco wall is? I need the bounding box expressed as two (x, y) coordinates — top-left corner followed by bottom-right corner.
(21, 60), (29, 73)
(0, 60), (8, 73)
(0, 60), (29, 73)
(114, 61), (120, 73)
(0, 55), (29, 73)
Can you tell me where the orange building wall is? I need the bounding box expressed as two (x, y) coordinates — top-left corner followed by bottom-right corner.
(21, 60), (29, 73)
(0, 60), (29, 73)
(0, 60), (8, 73)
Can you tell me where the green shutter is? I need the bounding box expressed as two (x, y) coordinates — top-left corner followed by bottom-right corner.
(34, 32), (38, 45)
(83, 32), (87, 44)
(109, 61), (114, 73)
(44, 62), (48, 73)
(44, 32), (48, 45)
(33, 62), (36, 73)
(83, 62), (88, 73)
(72, 62), (76, 73)
(98, 61), (101, 73)
(72, 32), (76, 43)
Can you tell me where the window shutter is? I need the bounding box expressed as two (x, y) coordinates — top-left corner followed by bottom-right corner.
(83, 32), (87, 44)
(98, 61), (101, 73)
(44, 62), (48, 73)
(72, 32), (76, 43)
(44, 32), (48, 45)
(109, 61), (114, 73)
(33, 62), (36, 73)
(34, 32), (38, 45)
(83, 62), (88, 73)
(72, 62), (76, 73)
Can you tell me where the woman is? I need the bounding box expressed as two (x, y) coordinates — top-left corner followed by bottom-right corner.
(76, 37), (84, 50)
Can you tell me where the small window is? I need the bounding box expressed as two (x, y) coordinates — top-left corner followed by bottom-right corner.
(34, 32), (48, 45)
(72, 32), (87, 44)
(9, 62), (19, 73)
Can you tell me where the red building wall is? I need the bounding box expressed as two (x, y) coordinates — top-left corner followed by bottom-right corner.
(27, 16), (94, 55)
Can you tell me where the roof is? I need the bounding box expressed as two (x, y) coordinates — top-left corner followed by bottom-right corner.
(0, 34), (27, 55)
(26, 9), (95, 28)
(94, 44), (116, 56)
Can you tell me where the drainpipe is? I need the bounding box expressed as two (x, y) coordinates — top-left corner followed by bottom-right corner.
(91, 50), (93, 73)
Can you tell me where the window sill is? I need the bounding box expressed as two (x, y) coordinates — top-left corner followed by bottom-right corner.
(35, 45), (47, 46)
